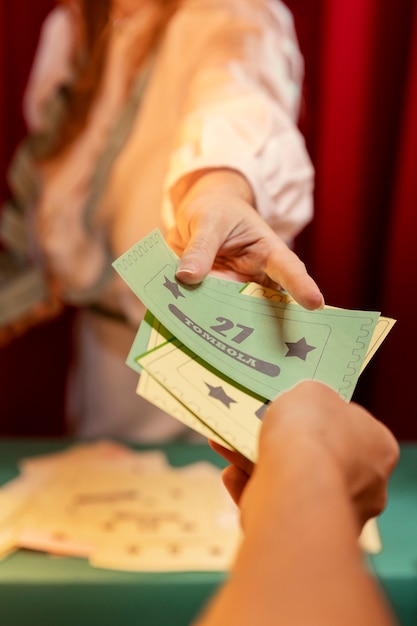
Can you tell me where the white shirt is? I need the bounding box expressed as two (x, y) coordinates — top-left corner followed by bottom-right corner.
(24, 0), (314, 327)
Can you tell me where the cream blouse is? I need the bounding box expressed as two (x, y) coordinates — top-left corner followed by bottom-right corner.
(23, 0), (314, 327)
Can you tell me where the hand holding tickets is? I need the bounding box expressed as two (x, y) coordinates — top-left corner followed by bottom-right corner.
(113, 229), (395, 462)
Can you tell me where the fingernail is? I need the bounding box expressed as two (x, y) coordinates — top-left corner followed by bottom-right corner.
(176, 260), (198, 276)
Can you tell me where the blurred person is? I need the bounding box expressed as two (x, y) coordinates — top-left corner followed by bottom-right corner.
(1, 0), (323, 440)
(194, 381), (400, 626)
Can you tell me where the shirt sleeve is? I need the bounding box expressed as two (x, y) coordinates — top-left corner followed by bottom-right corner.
(23, 6), (75, 133)
(162, 0), (314, 242)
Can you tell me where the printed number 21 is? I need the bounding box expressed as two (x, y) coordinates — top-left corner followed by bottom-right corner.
(210, 317), (254, 344)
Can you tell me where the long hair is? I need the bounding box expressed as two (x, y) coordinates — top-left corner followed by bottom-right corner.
(50, 0), (180, 156)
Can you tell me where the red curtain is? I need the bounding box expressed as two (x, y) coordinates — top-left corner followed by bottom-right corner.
(0, 0), (72, 436)
(1, 0), (416, 439)
(1, 0), (55, 199)
(370, 3), (417, 440)
(289, 0), (417, 440)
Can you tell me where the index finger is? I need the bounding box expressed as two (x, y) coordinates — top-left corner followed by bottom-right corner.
(264, 244), (324, 310)
(209, 440), (255, 476)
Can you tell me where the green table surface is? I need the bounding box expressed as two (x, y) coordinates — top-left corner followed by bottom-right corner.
(369, 443), (417, 626)
(0, 440), (416, 626)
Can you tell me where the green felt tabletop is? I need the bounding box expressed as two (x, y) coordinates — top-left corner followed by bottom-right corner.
(369, 443), (417, 626)
(0, 439), (416, 626)
(0, 439), (228, 626)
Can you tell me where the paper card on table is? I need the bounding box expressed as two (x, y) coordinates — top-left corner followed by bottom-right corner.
(241, 283), (396, 372)
(0, 477), (36, 559)
(0, 449), (82, 560)
(90, 527), (240, 572)
(18, 439), (156, 475)
(113, 229), (380, 401)
(7, 443), (241, 571)
(89, 462), (241, 572)
(12, 443), (169, 556)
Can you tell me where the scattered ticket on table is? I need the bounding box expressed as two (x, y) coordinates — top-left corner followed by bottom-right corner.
(0, 441), (241, 571)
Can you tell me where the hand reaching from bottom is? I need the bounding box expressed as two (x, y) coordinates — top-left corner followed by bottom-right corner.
(212, 380), (399, 529)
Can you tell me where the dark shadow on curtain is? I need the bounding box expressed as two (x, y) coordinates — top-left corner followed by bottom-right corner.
(0, 0), (72, 436)
(291, 0), (417, 439)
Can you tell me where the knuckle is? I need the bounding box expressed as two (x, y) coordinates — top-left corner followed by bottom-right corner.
(189, 235), (214, 258)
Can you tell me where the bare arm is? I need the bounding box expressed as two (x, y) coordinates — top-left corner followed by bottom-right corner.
(195, 382), (399, 626)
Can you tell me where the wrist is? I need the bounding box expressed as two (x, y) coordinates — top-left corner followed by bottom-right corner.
(172, 167), (255, 211)
(243, 435), (355, 533)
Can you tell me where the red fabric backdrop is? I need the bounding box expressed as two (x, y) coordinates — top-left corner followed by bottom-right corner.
(0, 0), (73, 436)
(288, 0), (417, 441)
(1, 0), (416, 439)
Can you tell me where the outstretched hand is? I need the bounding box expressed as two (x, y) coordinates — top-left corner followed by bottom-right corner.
(166, 170), (324, 311)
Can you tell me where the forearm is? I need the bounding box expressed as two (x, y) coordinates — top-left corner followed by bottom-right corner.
(196, 444), (397, 626)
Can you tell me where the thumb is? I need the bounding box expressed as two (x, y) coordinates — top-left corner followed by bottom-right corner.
(175, 233), (219, 284)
